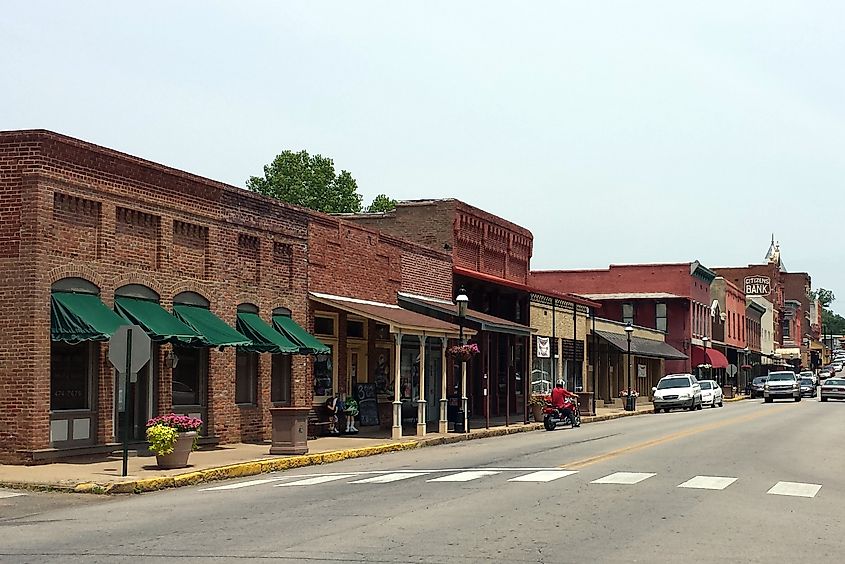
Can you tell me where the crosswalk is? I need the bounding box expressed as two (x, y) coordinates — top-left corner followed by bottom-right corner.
(200, 468), (824, 499)
(0, 489), (26, 499)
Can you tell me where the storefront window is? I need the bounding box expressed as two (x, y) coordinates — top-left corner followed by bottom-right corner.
(400, 336), (420, 401)
(271, 354), (292, 404)
(172, 346), (201, 406)
(235, 351), (258, 405)
(50, 342), (91, 411)
(313, 344), (334, 397)
(373, 346), (392, 397)
(514, 341), (524, 395)
(347, 319), (365, 340)
(314, 316), (335, 337)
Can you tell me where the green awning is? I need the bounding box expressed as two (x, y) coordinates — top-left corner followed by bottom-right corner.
(236, 312), (299, 354)
(115, 296), (200, 344)
(51, 292), (126, 343)
(273, 315), (330, 354)
(173, 304), (251, 348)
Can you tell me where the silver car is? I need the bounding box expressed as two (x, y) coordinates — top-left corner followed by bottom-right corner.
(763, 371), (800, 403)
(820, 378), (845, 402)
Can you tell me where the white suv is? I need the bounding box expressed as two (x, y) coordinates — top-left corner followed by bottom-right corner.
(652, 374), (702, 413)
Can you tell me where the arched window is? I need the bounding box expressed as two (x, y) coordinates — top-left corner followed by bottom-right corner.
(173, 291), (210, 308)
(51, 277), (100, 294)
(272, 306), (292, 318)
(237, 303), (259, 314)
(115, 284), (159, 301)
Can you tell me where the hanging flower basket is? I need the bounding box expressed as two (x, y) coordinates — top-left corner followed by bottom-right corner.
(447, 343), (480, 362)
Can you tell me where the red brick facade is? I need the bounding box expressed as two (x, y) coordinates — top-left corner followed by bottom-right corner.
(0, 130), (315, 463)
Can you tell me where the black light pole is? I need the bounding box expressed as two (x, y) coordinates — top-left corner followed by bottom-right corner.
(625, 322), (634, 411)
(456, 288), (469, 434)
(743, 346), (750, 395)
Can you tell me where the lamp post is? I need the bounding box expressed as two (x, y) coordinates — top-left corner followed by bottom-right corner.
(701, 336), (710, 381)
(743, 346), (750, 394)
(456, 288), (469, 434)
(624, 322), (634, 411)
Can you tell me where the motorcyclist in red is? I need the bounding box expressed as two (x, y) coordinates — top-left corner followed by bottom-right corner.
(550, 381), (580, 428)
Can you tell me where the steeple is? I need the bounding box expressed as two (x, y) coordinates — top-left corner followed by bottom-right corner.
(765, 235), (786, 272)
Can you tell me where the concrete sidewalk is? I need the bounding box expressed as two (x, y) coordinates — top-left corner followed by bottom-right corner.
(0, 404), (654, 494)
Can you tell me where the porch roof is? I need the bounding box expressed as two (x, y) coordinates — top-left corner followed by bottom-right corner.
(594, 330), (688, 361)
(310, 292), (473, 337)
(397, 292), (533, 336)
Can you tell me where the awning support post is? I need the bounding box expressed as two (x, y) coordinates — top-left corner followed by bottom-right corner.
(416, 335), (427, 437)
(392, 331), (403, 440)
(439, 337), (448, 434)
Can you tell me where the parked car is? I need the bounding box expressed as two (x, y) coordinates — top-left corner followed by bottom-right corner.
(820, 378), (845, 402)
(799, 377), (816, 398)
(821, 366), (837, 380)
(698, 379), (723, 407)
(750, 376), (768, 398)
(652, 374), (702, 412)
(763, 371), (801, 403)
(799, 370), (817, 386)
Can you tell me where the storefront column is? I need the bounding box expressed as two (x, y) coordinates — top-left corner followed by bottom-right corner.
(417, 335), (427, 437)
(392, 331), (403, 440)
(439, 337), (448, 434)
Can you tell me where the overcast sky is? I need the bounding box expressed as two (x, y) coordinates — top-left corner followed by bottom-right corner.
(3, 2), (843, 310)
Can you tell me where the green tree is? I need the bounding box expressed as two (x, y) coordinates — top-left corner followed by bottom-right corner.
(366, 194), (398, 213)
(247, 150), (363, 214)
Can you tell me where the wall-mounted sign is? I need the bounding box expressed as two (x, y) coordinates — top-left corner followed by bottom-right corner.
(745, 276), (771, 296)
(536, 336), (550, 358)
(637, 364), (647, 378)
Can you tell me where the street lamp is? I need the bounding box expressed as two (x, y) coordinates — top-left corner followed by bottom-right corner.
(743, 346), (750, 395)
(456, 288), (469, 434)
(624, 322), (634, 412)
(701, 336), (710, 381)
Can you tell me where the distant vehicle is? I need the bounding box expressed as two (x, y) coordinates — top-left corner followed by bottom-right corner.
(835, 362), (845, 374)
(799, 370), (817, 386)
(821, 366), (837, 379)
(750, 376), (768, 398)
(698, 379), (723, 408)
(652, 374), (702, 412)
(820, 378), (845, 402)
(763, 371), (800, 403)
(799, 377), (816, 398)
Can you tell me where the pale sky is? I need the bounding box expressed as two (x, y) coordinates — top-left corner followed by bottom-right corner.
(2, 2), (843, 310)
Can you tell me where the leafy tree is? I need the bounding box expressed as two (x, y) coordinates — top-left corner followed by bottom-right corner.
(366, 194), (398, 213)
(247, 150), (363, 214)
(813, 288), (835, 309)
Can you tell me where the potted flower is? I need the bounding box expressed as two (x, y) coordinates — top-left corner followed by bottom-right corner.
(447, 343), (480, 362)
(619, 388), (640, 411)
(528, 395), (548, 422)
(145, 413), (203, 469)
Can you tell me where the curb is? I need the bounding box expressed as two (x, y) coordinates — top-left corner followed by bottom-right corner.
(3, 409), (653, 495)
(725, 396), (749, 403)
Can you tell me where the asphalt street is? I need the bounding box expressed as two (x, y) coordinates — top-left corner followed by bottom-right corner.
(2, 398), (844, 563)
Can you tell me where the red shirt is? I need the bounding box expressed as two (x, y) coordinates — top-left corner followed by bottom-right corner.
(550, 387), (576, 408)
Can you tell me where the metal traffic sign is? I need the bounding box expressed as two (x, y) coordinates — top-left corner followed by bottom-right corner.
(108, 324), (152, 478)
(109, 324), (151, 381)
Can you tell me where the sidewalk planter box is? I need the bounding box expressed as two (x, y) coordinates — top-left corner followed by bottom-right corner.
(155, 431), (197, 469)
(576, 392), (594, 416)
(270, 407), (311, 455)
(531, 403), (544, 422)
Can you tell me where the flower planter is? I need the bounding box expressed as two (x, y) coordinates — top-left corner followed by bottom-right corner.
(155, 431), (197, 469)
(531, 403), (545, 422)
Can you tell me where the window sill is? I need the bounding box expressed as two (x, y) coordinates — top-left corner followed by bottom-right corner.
(236, 403), (258, 409)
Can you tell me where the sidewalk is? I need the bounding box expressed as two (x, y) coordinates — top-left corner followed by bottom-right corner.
(0, 403), (653, 495)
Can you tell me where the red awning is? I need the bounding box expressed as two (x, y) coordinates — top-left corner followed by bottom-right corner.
(690, 345), (729, 369)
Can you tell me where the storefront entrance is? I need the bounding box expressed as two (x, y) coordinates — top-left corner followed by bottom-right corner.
(171, 346), (208, 433)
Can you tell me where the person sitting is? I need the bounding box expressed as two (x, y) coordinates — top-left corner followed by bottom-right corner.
(550, 380), (579, 428)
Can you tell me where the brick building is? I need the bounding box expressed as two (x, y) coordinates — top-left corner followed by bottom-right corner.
(531, 262), (718, 376)
(344, 199), (538, 424)
(709, 277), (748, 387)
(0, 130), (318, 464)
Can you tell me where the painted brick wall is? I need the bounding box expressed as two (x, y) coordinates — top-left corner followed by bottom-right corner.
(0, 130), (312, 463)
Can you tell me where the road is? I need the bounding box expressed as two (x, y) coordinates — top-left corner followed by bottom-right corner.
(2, 398), (844, 563)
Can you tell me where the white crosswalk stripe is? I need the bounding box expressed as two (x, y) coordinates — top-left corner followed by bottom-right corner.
(508, 470), (578, 482)
(350, 472), (429, 484)
(202, 479), (279, 491)
(0, 490), (26, 499)
(677, 476), (737, 490)
(428, 470), (500, 482)
(591, 472), (656, 485)
(767, 481), (822, 498)
(275, 474), (357, 487)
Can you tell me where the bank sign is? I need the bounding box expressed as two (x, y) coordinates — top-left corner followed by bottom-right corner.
(745, 276), (771, 296)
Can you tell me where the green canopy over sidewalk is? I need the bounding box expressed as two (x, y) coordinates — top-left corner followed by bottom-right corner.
(173, 304), (251, 348)
(51, 292), (125, 343)
(272, 315), (330, 354)
(236, 312), (299, 354)
(115, 296), (200, 344)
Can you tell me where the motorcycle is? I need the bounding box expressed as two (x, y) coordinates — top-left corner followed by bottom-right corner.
(542, 397), (581, 431)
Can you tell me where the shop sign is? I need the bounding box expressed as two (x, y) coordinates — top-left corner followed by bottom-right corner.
(744, 276), (771, 296)
(536, 336), (550, 358)
(637, 364), (647, 378)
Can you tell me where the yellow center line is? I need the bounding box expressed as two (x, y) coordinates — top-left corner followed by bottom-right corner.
(561, 406), (786, 470)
